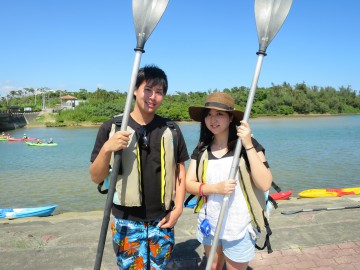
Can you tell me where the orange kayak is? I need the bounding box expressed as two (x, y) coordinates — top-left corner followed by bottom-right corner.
(298, 187), (360, 198)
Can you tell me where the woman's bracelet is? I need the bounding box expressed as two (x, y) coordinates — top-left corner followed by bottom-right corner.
(199, 183), (205, 197)
(246, 146), (255, 151)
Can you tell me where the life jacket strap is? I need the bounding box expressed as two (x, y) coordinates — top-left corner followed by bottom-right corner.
(97, 118), (123, 194)
(165, 121), (178, 164)
(165, 121), (180, 184)
(271, 181), (282, 193)
(97, 181), (108, 194)
(267, 195), (278, 209)
(184, 194), (195, 207)
(255, 216), (273, 253)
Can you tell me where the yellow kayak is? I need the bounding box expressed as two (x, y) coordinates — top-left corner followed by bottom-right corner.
(298, 187), (360, 198)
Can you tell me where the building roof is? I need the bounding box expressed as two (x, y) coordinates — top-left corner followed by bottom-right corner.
(60, 95), (78, 100)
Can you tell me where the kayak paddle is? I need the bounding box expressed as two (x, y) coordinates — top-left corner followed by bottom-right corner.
(94, 1), (169, 269)
(281, 204), (360, 215)
(206, 0), (293, 267)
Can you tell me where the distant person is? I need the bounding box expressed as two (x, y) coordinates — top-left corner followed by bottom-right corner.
(47, 138), (54, 144)
(23, 134), (28, 139)
(36, 139), (41, 144)
(90, 65), (189, 269)
(185, 92), (273, 270)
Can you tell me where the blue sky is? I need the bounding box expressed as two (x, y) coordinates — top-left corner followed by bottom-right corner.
(1, 1), (359, 98)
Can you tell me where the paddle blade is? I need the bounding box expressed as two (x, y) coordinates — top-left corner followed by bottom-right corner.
(132, 0), (170, 50)
(255, 0), (293, 53)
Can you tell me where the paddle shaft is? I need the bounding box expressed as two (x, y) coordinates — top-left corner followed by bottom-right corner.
(206, 2), (292, 267)
(94, 50), (143, 270)
(93, 0), (170, 267)
(281, 204), (360, 215)
(206, 53), (265, 270)
(94, 0), (170, 266)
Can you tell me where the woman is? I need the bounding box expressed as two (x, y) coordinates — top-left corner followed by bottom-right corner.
(186, 92), (272, 270)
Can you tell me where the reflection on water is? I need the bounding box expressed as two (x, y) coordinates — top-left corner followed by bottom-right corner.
(0, 115), (359, 213)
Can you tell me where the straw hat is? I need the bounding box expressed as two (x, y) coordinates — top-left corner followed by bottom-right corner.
(188, 92), (244, 124)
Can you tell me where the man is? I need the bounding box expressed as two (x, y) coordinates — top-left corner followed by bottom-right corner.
(90, 65), (189, 269)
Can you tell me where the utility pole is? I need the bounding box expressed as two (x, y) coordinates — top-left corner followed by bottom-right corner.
(42, 92), (46, 110)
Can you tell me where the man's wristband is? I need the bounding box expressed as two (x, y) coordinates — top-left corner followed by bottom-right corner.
(246, 146), (255, 151)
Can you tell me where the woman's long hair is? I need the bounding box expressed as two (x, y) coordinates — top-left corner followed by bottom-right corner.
(196, 108), (238, 152)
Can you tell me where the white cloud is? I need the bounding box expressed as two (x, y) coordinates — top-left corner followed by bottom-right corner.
(96, 83), (104, 89)
(0, 82), (21, 98)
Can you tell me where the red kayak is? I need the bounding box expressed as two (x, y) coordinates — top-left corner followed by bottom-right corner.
(7, 137), (37, 142)
(269, 190), (293, 200)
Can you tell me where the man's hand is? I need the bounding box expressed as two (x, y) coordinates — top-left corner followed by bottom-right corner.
(158, 207), (183, 229)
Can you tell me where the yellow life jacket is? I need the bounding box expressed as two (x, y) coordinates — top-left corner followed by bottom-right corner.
(107, 122), (178, 211)
(194, 148), (273, 253)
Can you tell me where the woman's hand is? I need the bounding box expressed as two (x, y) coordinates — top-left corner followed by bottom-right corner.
(237, 121), (253, 149)
(215, 179), (236, 195)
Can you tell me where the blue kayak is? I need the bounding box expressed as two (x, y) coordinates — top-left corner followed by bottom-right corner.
(0, 205), (57, 219)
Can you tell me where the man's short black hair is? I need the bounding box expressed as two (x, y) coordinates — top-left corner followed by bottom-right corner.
(136, 65), (168, 95)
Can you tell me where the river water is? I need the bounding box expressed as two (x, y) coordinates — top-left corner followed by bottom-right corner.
(1, 115), (359, 214)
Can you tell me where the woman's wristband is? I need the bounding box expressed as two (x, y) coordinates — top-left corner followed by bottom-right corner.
(246, 146), (255, 151)
(199, 183), (205, 196)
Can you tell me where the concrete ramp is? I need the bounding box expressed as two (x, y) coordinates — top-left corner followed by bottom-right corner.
(23, 112), (41, 124)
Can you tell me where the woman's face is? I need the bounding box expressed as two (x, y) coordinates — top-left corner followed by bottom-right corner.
(204, 109), (233, 135)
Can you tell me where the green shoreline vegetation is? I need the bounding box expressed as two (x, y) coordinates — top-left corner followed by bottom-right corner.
(1, 82), (359, 127)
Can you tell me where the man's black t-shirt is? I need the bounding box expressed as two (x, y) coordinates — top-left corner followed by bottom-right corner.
(90, 114), (189, 221)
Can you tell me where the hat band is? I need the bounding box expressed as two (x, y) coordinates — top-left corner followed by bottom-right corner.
(205, 102), (234, 111)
